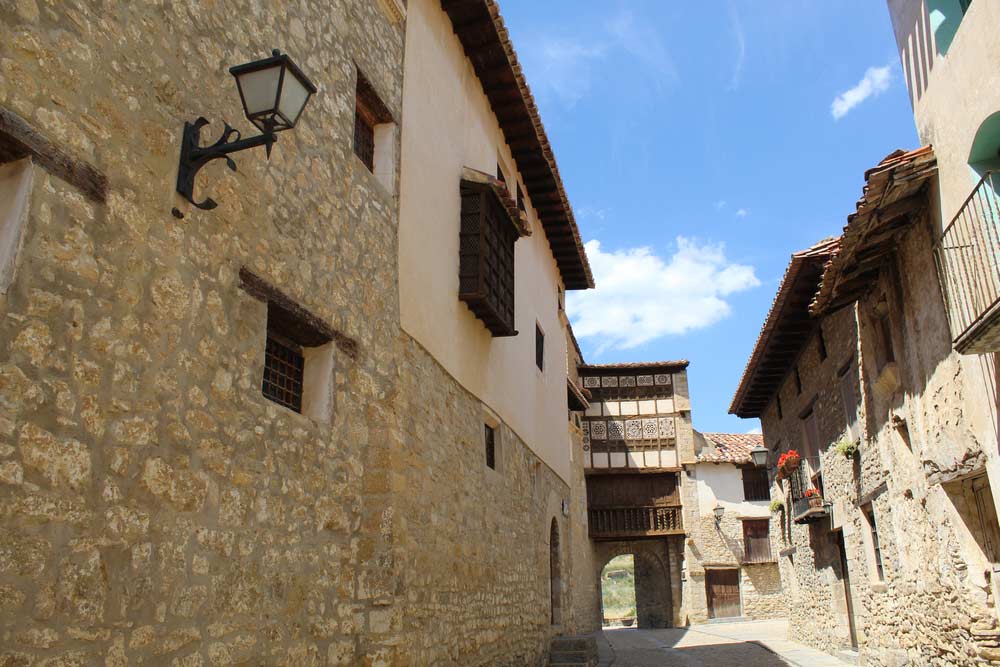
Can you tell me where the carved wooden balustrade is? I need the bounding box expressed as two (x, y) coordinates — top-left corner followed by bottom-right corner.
(587, 505), (683, 540)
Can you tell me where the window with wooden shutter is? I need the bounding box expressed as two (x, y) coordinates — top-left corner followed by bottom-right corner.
(742, 467), (770, 502)
(742, 519), (772, 563)
(459, 179), (520, 336)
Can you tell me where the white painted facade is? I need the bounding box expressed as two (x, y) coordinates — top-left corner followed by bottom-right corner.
(691, 463), (770, 519)
(398, 0), (577, 481)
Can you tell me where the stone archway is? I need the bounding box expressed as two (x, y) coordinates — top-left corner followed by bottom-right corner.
(594, 539), (676, 629)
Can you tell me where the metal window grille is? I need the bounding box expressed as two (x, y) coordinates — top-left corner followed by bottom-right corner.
(354, 109), (375, 172)
(485, 424), (496, 470)
(262, 332), (304, 412)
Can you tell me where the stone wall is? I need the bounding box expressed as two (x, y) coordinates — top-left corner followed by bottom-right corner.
(681, 472), (785, 625)
(591, 538), (682, 629)
(761, 214), (1000, 666)
(0, 2), (596, 665)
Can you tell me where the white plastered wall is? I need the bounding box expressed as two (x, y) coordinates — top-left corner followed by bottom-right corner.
(398, 0), (573, 481)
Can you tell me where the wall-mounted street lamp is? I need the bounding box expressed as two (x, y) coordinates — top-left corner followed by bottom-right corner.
(713, 505), (725, 524)
(750, 444), (769, 468)
(175, 49), (317, 212)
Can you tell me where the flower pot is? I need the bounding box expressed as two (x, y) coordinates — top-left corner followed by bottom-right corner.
(782, 456), (801, 472)
(808, 496), (823, 508)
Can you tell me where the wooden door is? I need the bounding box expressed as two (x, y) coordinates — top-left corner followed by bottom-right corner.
(706, 569), (741, 619)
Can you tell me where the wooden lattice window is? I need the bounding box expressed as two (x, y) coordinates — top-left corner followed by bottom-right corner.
(354, 69), (392, 173)
(743, 519), (772, 563)
(459, 179), (519, 336)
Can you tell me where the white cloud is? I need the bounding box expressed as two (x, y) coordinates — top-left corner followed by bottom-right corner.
(528, 40), (607, 108)
(728, 4), (746, 90)
(736, 208), (748, 218)
(608, 10), (679, 91)
(567, 237), (761, 352)
(576, 205), (610, 220)
(713, 200), (728, 211)
(831, 64), (893, 120)
(746, 426), (763, 435)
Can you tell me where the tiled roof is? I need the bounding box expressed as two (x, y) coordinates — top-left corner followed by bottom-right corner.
(811, 146), (937, 315)
(698, 432), (764, 464)
(728, 238), (840, 418)
(579, 360), (689, 371)
(442, 0), (594, 290)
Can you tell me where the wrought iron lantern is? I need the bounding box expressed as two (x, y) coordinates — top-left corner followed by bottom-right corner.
(750, 443), (769, 468)
(176, 49), (317, 212)
(713, 505), (725, 523)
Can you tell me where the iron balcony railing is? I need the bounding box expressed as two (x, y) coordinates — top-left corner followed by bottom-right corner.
(588, 505), (683, 540)
(934, 171), (1000, 354)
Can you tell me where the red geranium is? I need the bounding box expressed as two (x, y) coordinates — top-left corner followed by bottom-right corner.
(804, 488), (821, 498)
(777, 450), (801, 469)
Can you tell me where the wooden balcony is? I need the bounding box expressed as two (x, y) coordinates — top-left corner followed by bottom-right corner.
(588, 505), (683, 540)
(935, 171), (1000, 354)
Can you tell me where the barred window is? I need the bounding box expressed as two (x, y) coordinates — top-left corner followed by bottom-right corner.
(263, 332), (304, 412)
(485, 423), (497, 470)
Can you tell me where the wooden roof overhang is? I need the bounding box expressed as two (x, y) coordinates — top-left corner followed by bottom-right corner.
(811, 146), (938, 315)
(729, 240), (840, 419)
(441, 0), (594, 290)
(579, 360), (690, 374)
(567, 377), (590, 411)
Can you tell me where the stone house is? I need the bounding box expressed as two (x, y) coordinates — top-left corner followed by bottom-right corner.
(681, 432), (786, 625)
(0, 0), (600, 664)
(731, 142), (1000, 663)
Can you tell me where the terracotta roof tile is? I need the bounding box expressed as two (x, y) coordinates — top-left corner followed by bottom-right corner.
(698, 432), (764, 464)
(811, 146), (937, 315)
(728, 238), (840, 418)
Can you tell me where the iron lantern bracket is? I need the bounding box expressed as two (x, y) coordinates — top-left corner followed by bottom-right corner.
(176, 116), (276, 210)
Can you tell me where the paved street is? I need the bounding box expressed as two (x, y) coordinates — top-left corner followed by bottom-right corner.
(598, 619), (855, 667)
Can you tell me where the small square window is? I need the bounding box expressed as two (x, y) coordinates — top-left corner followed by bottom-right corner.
(776, 395), (783, 420)
(794, 366), (802, 395)
(263, 332), (305, 412)
(817, 325), (828, 361)
(536, 324), (545, 371)
(485, 423), (497, 470)
(354, 68), (393, 174)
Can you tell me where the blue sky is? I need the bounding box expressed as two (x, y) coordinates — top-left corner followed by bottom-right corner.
(501, 1), (919, 434)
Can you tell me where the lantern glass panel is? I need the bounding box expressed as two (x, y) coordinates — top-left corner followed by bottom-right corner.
(278, 70), (311, 127)
(235, 66), (281, 120)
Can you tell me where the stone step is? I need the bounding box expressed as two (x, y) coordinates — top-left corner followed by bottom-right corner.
(550, 636), (597, 652)
(835, 649), (859, 665)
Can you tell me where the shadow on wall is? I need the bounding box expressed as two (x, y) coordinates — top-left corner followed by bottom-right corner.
(897, 0), (971, 105)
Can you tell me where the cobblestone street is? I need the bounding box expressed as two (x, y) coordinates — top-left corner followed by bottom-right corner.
(600, 620), (855, 667)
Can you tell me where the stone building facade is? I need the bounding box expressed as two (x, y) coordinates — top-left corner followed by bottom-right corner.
(681, 432), (786, 625)
(0, 0), (599, 665)
(732, 146), (1000, 664)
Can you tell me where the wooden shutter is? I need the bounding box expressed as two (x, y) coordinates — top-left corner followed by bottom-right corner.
(742, 519), (772, 563)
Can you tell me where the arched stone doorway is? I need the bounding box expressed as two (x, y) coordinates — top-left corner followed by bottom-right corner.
(594, 540), (676, 629)
(550, 518), (562, 626)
